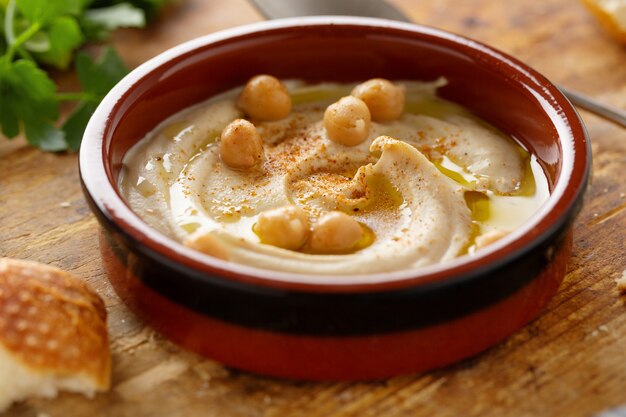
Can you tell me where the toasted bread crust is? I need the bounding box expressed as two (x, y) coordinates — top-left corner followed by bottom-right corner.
(582, 0), (626, 43)
(0, 258), (110, 390)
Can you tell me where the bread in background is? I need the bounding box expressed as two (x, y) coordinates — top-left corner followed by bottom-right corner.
(582, 0), (626, 43)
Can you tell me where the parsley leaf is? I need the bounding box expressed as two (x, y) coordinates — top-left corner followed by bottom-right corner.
(62, 47), (127, 150)
(0, 0), (168, 151)
(32, 16), (84, 69)
(83, 3), (145, 33)
(61, 101), (95, 150)
(87, 0), (166, 21)
(15, 0), (80, 24)
(76, 46), (127, 97)
(10, 0), (84, 69)
(0, 8), (7, 55)
(0, 59), (65, 150)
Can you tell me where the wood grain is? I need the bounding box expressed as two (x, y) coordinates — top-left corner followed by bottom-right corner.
(1, 0), (625, 416)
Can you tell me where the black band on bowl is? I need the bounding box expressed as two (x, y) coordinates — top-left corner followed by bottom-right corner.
(91, 186), (576, 337)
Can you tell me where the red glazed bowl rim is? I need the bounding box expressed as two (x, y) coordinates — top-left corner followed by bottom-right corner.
(80, 16), (590, 293)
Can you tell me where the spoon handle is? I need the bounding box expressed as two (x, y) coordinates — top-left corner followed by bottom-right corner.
(558, 86), (626, 128)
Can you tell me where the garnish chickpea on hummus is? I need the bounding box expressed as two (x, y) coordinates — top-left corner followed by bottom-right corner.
(119, 75), (549, 274)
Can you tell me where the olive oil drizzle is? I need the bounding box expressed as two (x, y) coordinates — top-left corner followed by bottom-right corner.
(125, 81), (549, 258)
(270, 83), (546, 255)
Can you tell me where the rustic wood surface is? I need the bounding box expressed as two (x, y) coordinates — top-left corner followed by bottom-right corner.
(1, 0), (625, 416)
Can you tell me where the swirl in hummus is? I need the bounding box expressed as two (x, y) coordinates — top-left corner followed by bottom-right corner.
(120, 76), (549, 274)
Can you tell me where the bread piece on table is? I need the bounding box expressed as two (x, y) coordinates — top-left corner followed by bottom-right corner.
(0, 258), (111, 412)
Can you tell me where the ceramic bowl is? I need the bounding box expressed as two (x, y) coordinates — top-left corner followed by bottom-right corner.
(80, 17), (590, 380)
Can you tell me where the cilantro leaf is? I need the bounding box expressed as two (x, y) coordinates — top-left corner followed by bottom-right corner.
(0, 58), (65, 150)
(62, 47), (127, 150)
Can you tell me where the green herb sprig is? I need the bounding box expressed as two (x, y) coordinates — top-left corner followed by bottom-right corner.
(0, 0), (166, 151)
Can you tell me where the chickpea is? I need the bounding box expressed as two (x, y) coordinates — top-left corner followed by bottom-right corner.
(323, 96), (371, 146)
(310, 211), (363, 253)
(237, 74), (292, 121)
(184, 232), (229, 260)
(219, 119), (264, 170)
(255, 205), (310, 250)
(351, 78), (405, 121)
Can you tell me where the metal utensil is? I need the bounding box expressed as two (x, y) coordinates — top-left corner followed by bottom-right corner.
(250, 0), (626, 128)
(249, 0), (410, 21)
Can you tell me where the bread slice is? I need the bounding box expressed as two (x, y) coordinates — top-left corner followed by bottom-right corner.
(582, 0), (626, 43)
(0, 258), (111, 411)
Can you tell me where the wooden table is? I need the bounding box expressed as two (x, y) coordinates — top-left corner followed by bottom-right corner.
(1, 1), (625, 416)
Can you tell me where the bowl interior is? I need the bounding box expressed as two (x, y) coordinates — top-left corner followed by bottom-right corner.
(105, 23), (572, 185)
(87, 18), (589, 288)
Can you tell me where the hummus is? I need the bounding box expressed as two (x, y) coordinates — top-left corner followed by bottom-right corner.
(120, 79), (549, 274)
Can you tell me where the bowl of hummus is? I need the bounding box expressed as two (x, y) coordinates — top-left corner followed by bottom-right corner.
(80, 17), (590, 380)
